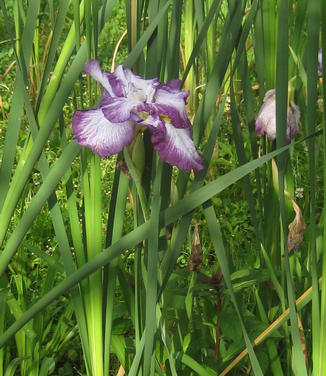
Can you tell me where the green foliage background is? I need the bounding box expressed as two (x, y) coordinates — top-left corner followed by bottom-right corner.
(0, 0), (325, 375)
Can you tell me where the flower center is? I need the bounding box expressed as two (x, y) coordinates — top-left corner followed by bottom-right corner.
(126, 82), (156, 103)
(127, 83), (146, 102)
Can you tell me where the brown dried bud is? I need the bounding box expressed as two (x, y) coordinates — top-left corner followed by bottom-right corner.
(287, 197), (306, 252)
(188, 221), (202, 272)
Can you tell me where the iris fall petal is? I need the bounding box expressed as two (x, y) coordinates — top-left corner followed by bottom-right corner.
(154, 87), (191, 128)
(148, 119), (204, 171)
(100, 95), (138, 123)
(72, 108), (134, 158)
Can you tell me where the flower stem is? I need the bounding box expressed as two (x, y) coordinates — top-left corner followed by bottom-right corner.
(123, 148), (150, 221)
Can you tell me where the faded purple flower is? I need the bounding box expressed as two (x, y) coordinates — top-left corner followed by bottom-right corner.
(318, 48), (322, 77)
(72, 61), (203, 171)
(255, 89), (300, 143)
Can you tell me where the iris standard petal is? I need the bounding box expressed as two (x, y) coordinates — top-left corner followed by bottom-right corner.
(112, 65), (159, 103)
(255, 89), (277, 140)
(163, 79), (181, 91)
(84, 60), (116, 96)
(286, 102), (300, 142)
(123, 67), (160, 102)
(100, 95), (137, 122)
(72, 108), (134, 158)
(153, 87), (191, 128)
(150, 121), (204, 171)
(255, 89), (300, 143)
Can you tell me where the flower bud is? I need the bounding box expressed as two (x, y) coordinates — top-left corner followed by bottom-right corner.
(255, 89), (300, 143)
(131, 132), (145, 176)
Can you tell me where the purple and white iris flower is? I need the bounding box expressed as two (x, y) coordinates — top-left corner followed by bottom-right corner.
(255, 89), (300, 143)
(72, 60), (203, 171)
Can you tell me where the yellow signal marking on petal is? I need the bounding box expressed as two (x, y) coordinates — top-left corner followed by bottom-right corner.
(161, 115), (171, 123)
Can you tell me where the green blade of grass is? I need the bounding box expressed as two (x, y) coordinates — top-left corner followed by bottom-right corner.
(237, 51), (264, 238)
(129, 331), (145, 376)
(261, 0), (278, 89)
(84, 153), (103, 376)
(124, 0), (172, 69)
(145, 0), (160, 77)
(73, 0), (81, 51)
(37, 0), (85, 122)
(181, 0), (221, 86)
(59, 115), (85, 269)
(165, 0), (183, 79)
(144, 161), (163, 375)
(0, 278), (8, 375)
(192, 1), (244, 145)
(276, 0), (307, 374)
(35, 0), (70, 111)
(319, 1), (326, 374)
(305, 0), (321, 373)
(230, 82), (259, 244)
(180, 353), (216, 376)
(103, 171), (129, 375)
(255, 290), (284, 376)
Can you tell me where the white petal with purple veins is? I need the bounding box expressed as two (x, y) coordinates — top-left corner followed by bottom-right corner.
(113, 65), (159, 102)
(101, 95), (138, 122)
(123, 68), (159, 102)
(154, 88), (190, 128)
(72, 108), (134, 158)
(84, 60), (115, 96)
(150, 122), (203, 171)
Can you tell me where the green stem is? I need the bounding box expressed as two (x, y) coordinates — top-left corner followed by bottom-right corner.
(123, 148), (150, 221)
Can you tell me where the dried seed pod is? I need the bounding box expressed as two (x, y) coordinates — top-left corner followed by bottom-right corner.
(287, 197), (306, 252)
(188, 221), (202, 272)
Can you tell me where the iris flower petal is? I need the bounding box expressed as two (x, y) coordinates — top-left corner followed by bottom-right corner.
(100, 95), (138, 123)
(286, 102), (300, 141)
(142, 115), (203, 171)
(84, 60), (116, 96)
(255, 89), (300, 143)
(72, 108), (134, 158)
(255, 89), (277, 140)
(153, 124), (203, 171)
(163, 79), (181, 91)
(154, 87), (191, 128)
(112, 65), (159, 102)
